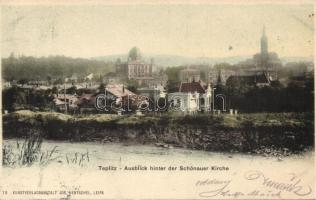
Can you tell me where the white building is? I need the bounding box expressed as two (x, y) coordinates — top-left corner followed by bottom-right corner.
(168, 81), (212, 114)
(53, 94), (79, 112)
(85, 73), (94, 81)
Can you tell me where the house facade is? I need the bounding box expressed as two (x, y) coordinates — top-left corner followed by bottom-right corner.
(226, 71), (271, 88)
(168, 81), (212, 114)
(76, 83), (146, 113)
(138, 85), (167, 111)
(53, 93), (79, 113)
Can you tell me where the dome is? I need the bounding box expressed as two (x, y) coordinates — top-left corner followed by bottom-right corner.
(128, 47), (142, 61)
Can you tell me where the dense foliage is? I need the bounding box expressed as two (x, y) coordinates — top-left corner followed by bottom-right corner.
(2, 87), (54, 112)
(2, 55), (115, 81)
(215, 75), (314, 113)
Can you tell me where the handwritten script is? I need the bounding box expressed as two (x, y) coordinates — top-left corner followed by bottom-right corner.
(195, 170), (312, 198)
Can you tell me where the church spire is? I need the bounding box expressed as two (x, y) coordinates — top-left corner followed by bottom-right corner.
(263, 25), (266, 36)
(261, 25), (268, 55)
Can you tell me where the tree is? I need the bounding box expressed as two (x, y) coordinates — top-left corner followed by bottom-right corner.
(98, 83), (106, 92)
(216, 70), (223, 86)
(52, 87), (58, 95)
(165, 66), (185, 92)
(17, 79), (28, 85)
(126, 79), (139, 93)
(1, 55), (115, 82)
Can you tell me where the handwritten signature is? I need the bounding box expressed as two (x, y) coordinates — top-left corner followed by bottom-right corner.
(196, 170), (312, 198)
(244, 170), (312, 196)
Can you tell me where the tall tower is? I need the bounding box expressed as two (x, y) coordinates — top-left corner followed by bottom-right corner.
(261, 25), (268, 55)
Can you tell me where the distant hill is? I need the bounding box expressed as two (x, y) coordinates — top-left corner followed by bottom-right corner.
(280, 57), (313, 64)
(92, 54), (252, 67)
(92, 54), (313, 67)
(2, 56), (114, 81)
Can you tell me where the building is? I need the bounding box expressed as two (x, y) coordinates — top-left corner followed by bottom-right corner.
(65, 74), (78, 83)
(76, 93), (97, 113)
(168, 81), (212, 114)
(115, 58), (127, 76)
(214, 26), (281, 85)
(179, 68), (201, 82)
(250, 26), (281, 79)
(85, 73), (94, 81)
(226, 71), (271, 88)
(138, 85), (167, 112)
(2, 80), (11, 89)
(127, 47), (153, 81)
(142, 72), (168, 88)
(209, 69), (236, 85)
(77, 84), (146, 113)
(114, 47), (168, 87)
(234, 26), (281, 80)
(28, 80), (49, 86)
(105, 84), (135, 102)
(284, 62), (312, 77)
(127, 60), (153, 80)
(103, 72), (121, 85)
(53, 94), (79, 113)
(103, 47), (167, 88)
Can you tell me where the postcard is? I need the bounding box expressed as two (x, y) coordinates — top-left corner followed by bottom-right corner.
(0, 0), (315, 199)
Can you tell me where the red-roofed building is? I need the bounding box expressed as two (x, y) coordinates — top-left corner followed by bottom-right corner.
(179, 81), (206, 93)
(168, 81), (212, 114)
(76, 84), (147, 114)
(53, 94), (79, 113)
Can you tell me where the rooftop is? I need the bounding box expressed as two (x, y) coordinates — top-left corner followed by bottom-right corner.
(179, 81), (206, 93)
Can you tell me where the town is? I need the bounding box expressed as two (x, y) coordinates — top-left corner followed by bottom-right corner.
(2, 27), (313, 115)
(1, 4), (315, 200)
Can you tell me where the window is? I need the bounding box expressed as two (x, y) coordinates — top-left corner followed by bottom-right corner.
(200, 98), (205, 106)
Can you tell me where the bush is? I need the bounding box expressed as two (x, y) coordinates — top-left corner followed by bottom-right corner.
(2, 134), (58, 167)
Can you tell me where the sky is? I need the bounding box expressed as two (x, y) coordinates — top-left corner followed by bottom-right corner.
(0, 3), (314, 58)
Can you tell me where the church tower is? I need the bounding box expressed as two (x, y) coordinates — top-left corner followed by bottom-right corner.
(261, 25), (268, 55)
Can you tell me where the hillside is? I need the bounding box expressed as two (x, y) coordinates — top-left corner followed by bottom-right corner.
(92, 54), (313, 67)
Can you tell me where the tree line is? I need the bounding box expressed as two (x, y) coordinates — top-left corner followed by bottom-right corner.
(2, 54), (115, 82)
(214, 75), (314, 113)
